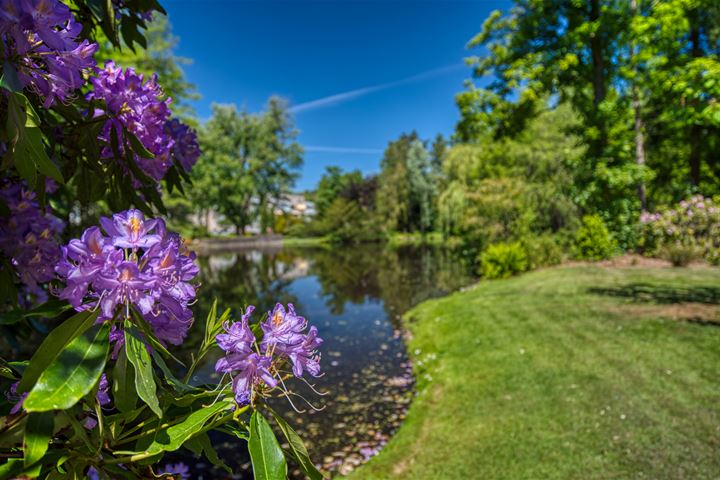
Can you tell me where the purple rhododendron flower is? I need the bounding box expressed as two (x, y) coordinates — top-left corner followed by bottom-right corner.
(100, 209), (161, 250)
(6, 381), (27, 415)
(222, 353), (277, 405)
(165, 118), (201, 172)
(87, 62), (174, 182)
(215, 304), (322, 405)
(96, 374), (111, 406)
(0, 0), (97, 106)
(284, 325), (323, 377)
(55, 210), (199, 349)
(260, 303), (307, 349)
(0, 181), (63, 300)
(216, 306), (255, 354)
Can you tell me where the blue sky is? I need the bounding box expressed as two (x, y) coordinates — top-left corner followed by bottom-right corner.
(164, 0), (510, 190)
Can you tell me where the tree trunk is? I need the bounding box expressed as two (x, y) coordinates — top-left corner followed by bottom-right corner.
(631, 0), (646, 209)
(589, 0), (606, 106)
(689, 19), (702, 186)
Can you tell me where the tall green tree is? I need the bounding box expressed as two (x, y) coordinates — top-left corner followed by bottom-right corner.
(314, 166), (364, 216)
(458, 0), (720, 246)
(376, 132), (436, 233)
(193, 98), (302, 234)
(456, 1), (640, 245)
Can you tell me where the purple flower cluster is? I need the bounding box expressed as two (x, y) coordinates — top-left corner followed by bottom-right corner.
(0, 182), (63, 299)
(0, 0), (97, 107)
(215, 304), (322, 405)
(55, 209), (199, 347)
(87, 62), (174, 182)
(164, 118), (201, 172)
(87, 62), (200, 183)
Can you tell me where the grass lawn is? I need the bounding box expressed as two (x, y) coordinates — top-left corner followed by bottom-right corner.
(344, 264), (720, 479)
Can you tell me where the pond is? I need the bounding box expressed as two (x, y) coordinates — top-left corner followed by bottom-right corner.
(180, 243), (476, 478)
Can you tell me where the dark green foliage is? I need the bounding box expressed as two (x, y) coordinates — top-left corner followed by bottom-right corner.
(376, 133), (437, 233)
(439, 107), (580, 253)
(456, 0), (720, 248)
(574, 215), (616, 261)
(479, 242), (528, 279)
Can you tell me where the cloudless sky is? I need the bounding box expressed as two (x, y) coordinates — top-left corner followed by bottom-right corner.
(163, 0), (511, 190)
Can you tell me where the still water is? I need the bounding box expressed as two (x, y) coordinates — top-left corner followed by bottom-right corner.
(181, 244), (475, 478)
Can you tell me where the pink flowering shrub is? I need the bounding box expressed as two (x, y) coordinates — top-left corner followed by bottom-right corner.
(639, 195), (720, 264)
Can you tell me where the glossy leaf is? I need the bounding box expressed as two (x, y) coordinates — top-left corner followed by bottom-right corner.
(124, 322), (162, 418)
(249, 411), (287, 480)
(17, 310), (100, 393)
(0, 299), (73, 326)
(144, 400), (232, 454)
(126, 129), (155, 159)
(112, 349), (137, 414)
(0, 60), (22, 92)
(24, 323), (109, 412)
(268, 408), (326, 479)
(24, 411), (54, 467)
(185, 433), (232, 473)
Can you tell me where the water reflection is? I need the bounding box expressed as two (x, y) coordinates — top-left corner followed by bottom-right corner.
(182, 244), (475, 478)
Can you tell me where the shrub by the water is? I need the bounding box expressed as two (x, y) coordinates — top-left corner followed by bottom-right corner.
(479, 241), (528, 279)
(521, 234), (565, 270)
(574, 215), (616, 260)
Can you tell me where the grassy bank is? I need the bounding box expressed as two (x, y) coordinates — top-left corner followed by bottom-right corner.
(345, 264), (720, 479)
(281, 236), (330, 247)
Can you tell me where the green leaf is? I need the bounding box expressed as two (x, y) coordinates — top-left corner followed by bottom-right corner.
(125, 129), (155, 159)
(4, 92), (63, 185)
(24, 411), (54, 467)
(23, 323), (109, 412)
(144, 400), (232, 454)
(184, 433), (232, 473)
(112, 349), (137, 413)
(268, 408), (326, 479)
(0, 459), (24, 480)
(25, 126), (63, 183)
(249, 411), (287, 480)
(151, 350), (192, 394)
(17, 310), (99, 393)
(124, 322), (162, 418)
(131, 308), (184, 367)
(0, 61), (23, 92)
(0, 299), (73, 326)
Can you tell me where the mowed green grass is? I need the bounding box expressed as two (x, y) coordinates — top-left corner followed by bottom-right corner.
(345, 265), (720, 479)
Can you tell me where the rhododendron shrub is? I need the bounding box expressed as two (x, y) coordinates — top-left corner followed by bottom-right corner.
(0, 2), (325, 479)
(639, 195), (720, 264)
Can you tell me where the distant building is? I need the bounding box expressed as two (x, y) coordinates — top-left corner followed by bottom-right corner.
(274, 193), (316, 218)
(190, 193), (315, 236)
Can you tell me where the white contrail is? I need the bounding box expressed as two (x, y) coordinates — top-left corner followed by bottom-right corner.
(304, 145), (384, 154)
(290, 63), (464, 114)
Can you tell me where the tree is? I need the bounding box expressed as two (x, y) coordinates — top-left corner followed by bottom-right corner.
(314, 166), (363, 216)
(193, 98), (302, 234)
(440, 106), (581, 247)
(458, 0), (720, 247)
(376, 132), (436, 233)
(456, 1), (639, 246)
